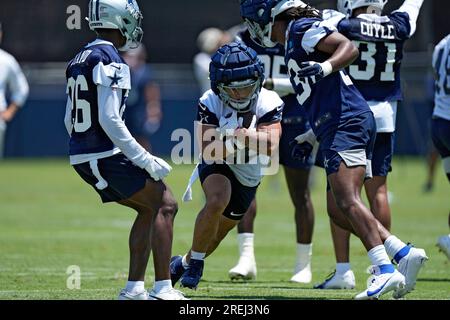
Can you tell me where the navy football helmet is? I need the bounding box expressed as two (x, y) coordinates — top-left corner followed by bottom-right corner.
(240, 0), (308, 47)
(210, 42), (264, 113)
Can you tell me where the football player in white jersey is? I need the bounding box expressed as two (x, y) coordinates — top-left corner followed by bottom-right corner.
(170, 42), (283, 290)
(432, 34), (450, 261)
(315, 0), (427, 292)
(0, 22), (29, 158)
(65, 0), (186, 300)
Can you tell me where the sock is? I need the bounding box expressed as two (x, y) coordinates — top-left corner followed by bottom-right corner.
(294, 243), (312, 272)
(368, 245), (392, 270)
(153, 280), (172, 293)
(238, 233), (255, 258)
(182, 255), (189, 269)
(125, 280), (145, 294)
(336, 263), (351, 275)
(191, 250), (206, 261)
(384, 235), (410, 263)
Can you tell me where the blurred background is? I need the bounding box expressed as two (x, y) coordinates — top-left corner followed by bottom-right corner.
(0, 0), (449, 159)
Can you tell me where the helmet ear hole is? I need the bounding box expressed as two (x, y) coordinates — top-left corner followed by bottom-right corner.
(123, 18), (131, 25)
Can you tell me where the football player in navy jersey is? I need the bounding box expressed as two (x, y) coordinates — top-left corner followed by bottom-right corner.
(314, 0), (425, 290)
(241, 0), (427, 299)
(432, 34), (450, 260)
(64, 0), (186, 300)
(170, 42), (283, 290)
(228, 27), (316, 284)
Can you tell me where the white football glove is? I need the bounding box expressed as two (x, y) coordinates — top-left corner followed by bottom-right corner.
(145, 155), (172, 181)
(218, 111), (240, 139)
(294, 128), (316, 145)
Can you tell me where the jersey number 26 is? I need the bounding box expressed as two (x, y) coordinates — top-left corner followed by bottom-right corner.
(67, 75), (92, 133)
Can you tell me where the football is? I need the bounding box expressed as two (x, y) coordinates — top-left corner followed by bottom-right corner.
(238, 110), (257, 129)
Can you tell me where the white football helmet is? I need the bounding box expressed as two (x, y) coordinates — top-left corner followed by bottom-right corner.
(337, 0), (387, 17)
(88, 0), (143, 51)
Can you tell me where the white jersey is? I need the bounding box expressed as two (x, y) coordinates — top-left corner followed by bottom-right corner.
(432, 34), (450, 121)
(197, 88), (283, 187)
(0, 48), (29, 129)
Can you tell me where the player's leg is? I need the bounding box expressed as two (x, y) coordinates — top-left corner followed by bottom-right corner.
(118, 179), (185, 300)
(328, 162), (405, 299)
(323, 113), (408, 299)
(229, 199), (257, 280)
(364, 132), (395, 230)
(73, 154), (184, 300)
(207, 215), (242, 256)
(0, 126), (5, 159)
(174, 164), (257, 289)
(431, 116), (450, 260)
(284, 166), (315, 283)
(177, 173), (232, 289)
(314, 190), (355, 289)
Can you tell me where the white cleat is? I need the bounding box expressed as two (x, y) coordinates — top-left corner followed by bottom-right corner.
(118, 289), (149, 300)
(355, 267), (405, 300)
(437, 235), (450, 261)
(290, 263), (312, 284)
(313, 270), (355, 289)
(148, 288), (189, 300)
(393, 247), (428, 299)
(228, 256), (257, 281)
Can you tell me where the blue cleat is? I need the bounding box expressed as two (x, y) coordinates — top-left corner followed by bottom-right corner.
(170, 255), (185, 286)
(180, 259), (204, 290)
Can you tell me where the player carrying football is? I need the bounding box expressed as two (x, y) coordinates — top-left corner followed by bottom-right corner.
(170, 42), (283, 290)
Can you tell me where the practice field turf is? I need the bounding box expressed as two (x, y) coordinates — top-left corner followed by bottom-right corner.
(0, 158), (449, 300)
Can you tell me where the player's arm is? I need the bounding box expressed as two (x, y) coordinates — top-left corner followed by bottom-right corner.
(264, 78), (295, 95)
(297, 22), (358, 80)
(235, 104), (283, 156)
(235, 121), (281, 156)
(199, 123), (236, 162)
(1, 58), (29, 122)
(196, 102), (235, 162)
(94, 62), (171, 180)
(315, 31), (359, 74)
(64, 97), (73, 136)
(394, 0), (424, 37)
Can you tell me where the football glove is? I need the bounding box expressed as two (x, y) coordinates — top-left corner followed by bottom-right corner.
(145, 155), (172, 181)
(297, 61), (333, 83)
(218, 111), (240, 139)
(291, 129), (317, 162)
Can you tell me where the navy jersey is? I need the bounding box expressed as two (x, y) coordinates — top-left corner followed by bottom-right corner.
(337, 12), (411, 101)
(66, 40), (130, 157)
(285, 18), (370, 140)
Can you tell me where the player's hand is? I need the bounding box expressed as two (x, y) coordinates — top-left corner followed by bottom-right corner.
(145, 155), (172, 181)
(298, 61), (333, 82)
(234, 115), (257, 149)
(218, 111), (240, 139)
(290, 129), (316, 162)
(263, 78), (274, 90)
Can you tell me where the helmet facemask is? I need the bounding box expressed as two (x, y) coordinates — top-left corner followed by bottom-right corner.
(118, 3), (143, 51)
(244, 18), (278, 48)
(218, 78), (262, 113)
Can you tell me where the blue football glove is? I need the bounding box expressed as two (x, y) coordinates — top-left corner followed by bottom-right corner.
(297, 61), (333, 83)
(290, 129), (317, 162)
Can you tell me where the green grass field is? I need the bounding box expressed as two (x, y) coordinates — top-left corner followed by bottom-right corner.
(0, 157), (449, 300)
